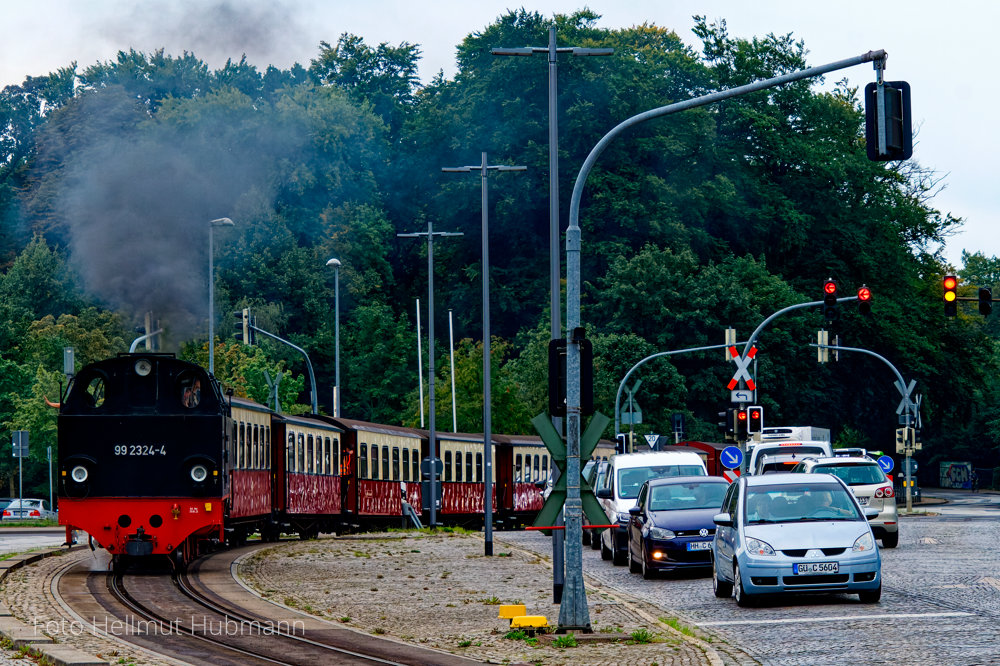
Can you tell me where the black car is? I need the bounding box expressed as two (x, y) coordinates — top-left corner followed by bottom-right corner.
(627, 475), (729, 579)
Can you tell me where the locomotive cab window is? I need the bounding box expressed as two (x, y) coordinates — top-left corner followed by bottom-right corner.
(179, 373), (201, 408)
(82, 374), (106, 409)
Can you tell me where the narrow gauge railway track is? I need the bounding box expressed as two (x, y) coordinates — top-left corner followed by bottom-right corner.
(56, 544), (483, 666)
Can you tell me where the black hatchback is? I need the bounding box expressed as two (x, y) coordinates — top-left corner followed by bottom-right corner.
(627, 476), (730, 579)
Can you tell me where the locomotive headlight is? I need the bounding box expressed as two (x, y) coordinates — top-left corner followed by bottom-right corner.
(190, 465), (209, 483)
(70, 465), (89, 483)
(134, 359), (152, 376)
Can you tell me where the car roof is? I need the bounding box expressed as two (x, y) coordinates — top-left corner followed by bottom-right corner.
(805, 456), (877, 465)
(645, 475), (727, 487)
(744, 472), (841, 487)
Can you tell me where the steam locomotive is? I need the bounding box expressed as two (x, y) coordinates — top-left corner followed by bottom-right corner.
(57, 353), (612, 565)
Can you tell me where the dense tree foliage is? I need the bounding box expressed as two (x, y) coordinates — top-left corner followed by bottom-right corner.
(0, 10), (992, 497)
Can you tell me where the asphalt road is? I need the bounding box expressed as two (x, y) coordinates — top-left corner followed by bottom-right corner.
(500, 489), (1000, 666)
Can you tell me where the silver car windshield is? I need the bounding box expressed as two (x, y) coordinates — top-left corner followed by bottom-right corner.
(815, 463), (885, 486)
(745, 483), (862, 524)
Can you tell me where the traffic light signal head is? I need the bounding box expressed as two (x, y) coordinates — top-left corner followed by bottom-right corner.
(943, 275), (958, 317)
(747, 405), (764, 434)
(864, 80), (912, 161)
(734, 407), (749, 440)
(857, 285), (872, 315)
(979, 287), (993, 317)
(823, 279), (838, 321)
(233, 308), (251, 344)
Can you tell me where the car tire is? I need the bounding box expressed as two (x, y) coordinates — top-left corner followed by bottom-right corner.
(641, 546), (656, 580)
(859, 584), (882, 603)
(881, 531), (899, 548)
(612, 538), (628, 566)
(628, 544), (641, 573)
(734, 563), (755, 607)
(582, 529), (591, 546)
(591, 532), (601, 550)
(713, 557), (733, 598)
(600, 533), (612, 561)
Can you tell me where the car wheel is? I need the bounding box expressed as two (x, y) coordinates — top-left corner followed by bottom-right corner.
(734, 563), (755, 607)
(612, 537), (628, 566)
(591, 532), (602, 550)
(713, 557), (733, 598)
(600, 533), (612, 561)
(641, 546), (656, 580)
(628, 544), (641, 573)
(881, 531), (899, 548)
(859, 584), (882, 603)
(582, 529), (591, 546)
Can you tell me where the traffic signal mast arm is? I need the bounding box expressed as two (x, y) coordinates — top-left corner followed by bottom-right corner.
(742, 297), (858, 361)
(244, 322), (319, 415)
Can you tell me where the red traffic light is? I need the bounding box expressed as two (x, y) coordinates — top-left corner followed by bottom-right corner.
(858, 286), (872, 301)
(737, 410), (748, 421)
(824, 280), (838, 295)
(943, 275), (958, 292)
(944, 275), (958, 317)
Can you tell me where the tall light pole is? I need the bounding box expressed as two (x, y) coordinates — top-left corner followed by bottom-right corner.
(326, 258), (342, 417)
(493, 25), (612, 599)
(398, 221), (463, 527)
(208, 217), (234, 375)
(443, 153), (525, 555)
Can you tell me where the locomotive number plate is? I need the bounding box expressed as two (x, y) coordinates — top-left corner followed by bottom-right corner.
(114, 445), (167, 456)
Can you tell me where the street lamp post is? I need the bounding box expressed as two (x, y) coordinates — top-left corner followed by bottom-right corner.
(398, 222), (463, 527)
(326, 258), (342, 417)
(208, 217), (234, 375)
(443, 153), (525, 556)
(492, 24), (612, 600)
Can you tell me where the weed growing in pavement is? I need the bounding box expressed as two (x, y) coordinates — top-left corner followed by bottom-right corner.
(481, 596), (501, 605)
(339, 617), (351, 623)
(353, 550), (371, 558)
(504, 630), (529, 640)
(661, 616), (698, 638)
(629, 628), (654, 644)
(497, 552), (512, 557)
(440, 570), (451, 579)
(376, 574), (384, 579)
(553, 633), (578, 648)
(283, 597), (297, 607)
(374, 627), (386, 635)
(598, 625), (624, 633)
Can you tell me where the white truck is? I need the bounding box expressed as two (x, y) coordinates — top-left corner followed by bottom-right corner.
(746, 426), (833, 475)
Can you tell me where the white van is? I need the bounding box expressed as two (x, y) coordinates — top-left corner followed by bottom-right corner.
(748, 440), (833, 475)
(595, 450), (707, 565)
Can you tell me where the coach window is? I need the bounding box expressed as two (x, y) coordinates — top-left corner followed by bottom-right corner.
(392, 447), (400, 480)
(455, 451), (463, 482)
(402, 448), (410, 481)
(466, 452), (473, 483)
(305, 435), (314, 473)
(359, 443), (368, 479)
(476, 453), (483, 482)
(412, 449), (419, 482)
(534, 455), (540, 482)
(297, 433), (305, 473)
(515, 454), (522, 482)
(444, 451), (452, 482)
(255, 425), (262, 469)
(370, 445), (379, 479)
(265, 426), (271, 468)
(322, 437), (329, 475)
(286, 433), (294, 471)
(541, 457), (548, 483)
(382, 447), (390, 480)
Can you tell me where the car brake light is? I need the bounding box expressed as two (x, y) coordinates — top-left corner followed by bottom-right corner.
(874, 487), (883, 498)
(2, 510), (8, 516)
(883, 486), (894, 498)
(28, 510), (40, 517)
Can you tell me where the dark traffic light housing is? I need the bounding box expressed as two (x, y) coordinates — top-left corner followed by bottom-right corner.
(823, 279), (838, 321)
(548, 330), (594, 417)
(943, 276), (958, 317)
(747, 405), (764, 434)
(865, 80), (912, 161)
(979, 287), (993, 316)
(857, 285), (872, 315)
(233, 308), (250, 344)
(734, 408), (749, 440)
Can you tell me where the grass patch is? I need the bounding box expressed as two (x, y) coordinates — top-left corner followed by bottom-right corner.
(481, 596), (501, 605)
(553, 633), (577, 648)
(629, 628), (655, 644)
(661, 616), (698, 638)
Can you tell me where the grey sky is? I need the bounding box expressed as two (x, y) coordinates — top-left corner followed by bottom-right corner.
(1, 1), (986, 266)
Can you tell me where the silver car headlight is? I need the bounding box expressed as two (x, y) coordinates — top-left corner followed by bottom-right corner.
(645, 526), (676, 540)
(853, 531), (875, 552)
(745, 536), (775, 556)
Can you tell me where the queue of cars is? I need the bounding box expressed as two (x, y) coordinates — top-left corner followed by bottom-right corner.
(589, 443), (894, 606)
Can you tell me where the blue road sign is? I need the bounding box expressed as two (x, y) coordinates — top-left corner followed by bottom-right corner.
(877, 455), (894, 474)
(721, 446), (744, 470)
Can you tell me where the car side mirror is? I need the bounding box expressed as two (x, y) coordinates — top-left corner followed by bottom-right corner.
(864, 508), (880, 520)
(596, 488), (612, 499)
(628, 506), (641, 516)
(713, 512), (733, 528)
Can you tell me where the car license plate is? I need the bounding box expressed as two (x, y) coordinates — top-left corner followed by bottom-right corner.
(793, 562), (839, 574)
(687, 541), (712, 551)
(857, 496), (870, 506)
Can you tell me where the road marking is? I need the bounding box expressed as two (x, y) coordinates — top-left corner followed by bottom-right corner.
(700, 611), (972, 627)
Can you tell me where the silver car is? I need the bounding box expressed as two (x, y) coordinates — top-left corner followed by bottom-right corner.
(2, 498), (56, 521)
(711, 473), (882, 606)
(791, 456), (898, 548)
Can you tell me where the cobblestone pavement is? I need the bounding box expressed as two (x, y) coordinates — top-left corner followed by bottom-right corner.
(501, 513), (1000, 666)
